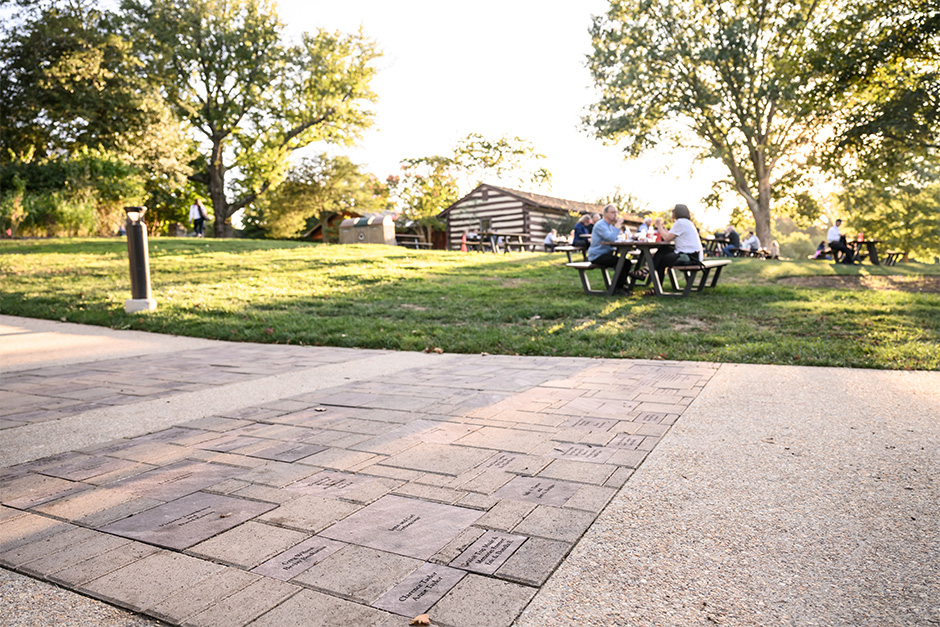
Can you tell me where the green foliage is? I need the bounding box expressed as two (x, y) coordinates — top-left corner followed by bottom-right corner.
(242, 154), (388, 240)
(0, 148), (146, 236)
(388, 157), (459, 242)
(596, 187), (648, 215)
(1, 0), (183, 164)
(585, 0), (936, 249)
(122, 0), (381, 237)
(0, 0), (195, 236)
(2, 238), (939, 370)
(839, 180), (940, 261)
(776, 232), (818, 260)
(451, 133), (552, 190)
(813, 0), (940, 183)
(391, 134), (553, 241)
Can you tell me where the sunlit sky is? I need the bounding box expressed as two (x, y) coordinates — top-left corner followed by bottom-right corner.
(278, 0), (730, 227)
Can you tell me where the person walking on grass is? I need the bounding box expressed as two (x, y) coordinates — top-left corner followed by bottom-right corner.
(189, 199), (208, 237)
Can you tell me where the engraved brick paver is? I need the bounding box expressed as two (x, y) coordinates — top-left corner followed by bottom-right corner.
(0, 346), (718, 627)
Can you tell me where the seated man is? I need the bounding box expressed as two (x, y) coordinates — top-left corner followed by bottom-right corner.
(651, 204), (704, 288)
(588, 204), (633, 293)
(741, 231), (760, 253)
(827, 219), (855, 264)
(721, 225), (741, 257)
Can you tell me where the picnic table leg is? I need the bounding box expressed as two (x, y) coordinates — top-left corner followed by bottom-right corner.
(606, 252), (632, 295)
(643, 249), (667, 295)
(867, 241), (880, 265)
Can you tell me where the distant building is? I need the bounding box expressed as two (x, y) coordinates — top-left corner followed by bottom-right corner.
(438, 184), (642, 250)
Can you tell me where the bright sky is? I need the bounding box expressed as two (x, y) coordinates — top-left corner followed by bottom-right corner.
(278, 0), (730, 227)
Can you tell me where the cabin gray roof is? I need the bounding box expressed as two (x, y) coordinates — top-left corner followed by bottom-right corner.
(441, 184), (643, 224)
(440, 183), (604, 216)
(482, 185), (605, 214)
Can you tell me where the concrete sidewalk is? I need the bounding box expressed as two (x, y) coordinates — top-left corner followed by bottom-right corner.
(1, 315), (937, 626)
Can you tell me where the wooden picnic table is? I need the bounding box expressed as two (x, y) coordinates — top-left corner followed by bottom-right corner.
(702, 237), (729, 257)
(847, 238), (882, 265)
(567, 241), (673, 296)
(567, 240), (732, 297)
(480, 231), (531, 253)
(396, 234), (433, 249)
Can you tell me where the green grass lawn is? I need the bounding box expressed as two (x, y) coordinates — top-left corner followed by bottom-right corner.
(2, 237), (939, 370)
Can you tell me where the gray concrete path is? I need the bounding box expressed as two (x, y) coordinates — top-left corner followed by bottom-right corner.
(1, 315), (937, 627)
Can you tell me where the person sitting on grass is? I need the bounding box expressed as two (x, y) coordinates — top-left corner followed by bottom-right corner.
(650, 204), (704, 291)
(588, 204), (633, 294)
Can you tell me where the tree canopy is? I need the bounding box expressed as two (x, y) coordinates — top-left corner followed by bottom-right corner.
(121, 0), (381, 237)
(242, 154), (389, 240)
(0, 0), (193, 236)
(586, 0), (939, 247)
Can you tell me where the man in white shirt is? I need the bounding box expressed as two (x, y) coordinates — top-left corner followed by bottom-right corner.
(827, 219), (855, 264)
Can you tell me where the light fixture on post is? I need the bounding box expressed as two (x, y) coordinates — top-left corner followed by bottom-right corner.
(123, 206), (157, 313)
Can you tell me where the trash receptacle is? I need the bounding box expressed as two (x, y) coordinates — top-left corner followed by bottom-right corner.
(339, 215), (396, 245)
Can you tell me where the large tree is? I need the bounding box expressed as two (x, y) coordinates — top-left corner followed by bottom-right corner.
(815, 0), (939, 184)
(243, 154), (389, 239)
(587, 0), (860, 246)
(122, 0), (380, 237)
(0, 0), (193, 235)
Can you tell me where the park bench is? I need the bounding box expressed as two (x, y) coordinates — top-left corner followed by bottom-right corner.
(567, 257), (732, 297)
(565, 261), (613, 295)
(555, 245), (587, 263)
(665, 258), (733, 297)
(884, 250), (905, 266)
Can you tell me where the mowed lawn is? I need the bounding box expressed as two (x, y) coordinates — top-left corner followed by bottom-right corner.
(1, 238), (938, 370)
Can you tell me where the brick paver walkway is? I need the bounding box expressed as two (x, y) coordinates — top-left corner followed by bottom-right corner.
(1, 346), (716, 626)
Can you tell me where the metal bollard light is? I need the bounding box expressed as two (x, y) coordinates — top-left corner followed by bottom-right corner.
(123, 206), (157, 313)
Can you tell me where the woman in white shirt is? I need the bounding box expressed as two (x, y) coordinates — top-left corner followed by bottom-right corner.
(651, 204), (704, 287)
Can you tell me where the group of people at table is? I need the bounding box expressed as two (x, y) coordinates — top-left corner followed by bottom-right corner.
(551, 203), (706, 295)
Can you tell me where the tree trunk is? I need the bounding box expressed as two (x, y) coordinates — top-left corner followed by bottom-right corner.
(207, 138), (234, 238)
(753, 174), (772, 250)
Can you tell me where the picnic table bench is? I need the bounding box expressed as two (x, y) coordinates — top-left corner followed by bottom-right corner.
(566, 241), (731, 297)
(665, 259), (733, 296)
(396, 234), (433, 249)
(884, 250), (905, 266)
(555, 245), (587, 263)
(474, 231), (532, 253)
